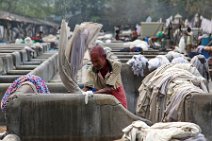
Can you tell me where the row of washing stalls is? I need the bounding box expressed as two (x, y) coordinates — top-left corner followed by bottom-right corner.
(0, 10), (58, 43)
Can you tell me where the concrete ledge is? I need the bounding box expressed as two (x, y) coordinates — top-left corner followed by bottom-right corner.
(29, 53), (58, 82)
(47, 83), (68, 93)
(6, 94), (151, 141)
(35, 53), (54, 59)
(7, 70), (31, 75)
(0, 75), (22, 83)
(15, 65), (37, 70)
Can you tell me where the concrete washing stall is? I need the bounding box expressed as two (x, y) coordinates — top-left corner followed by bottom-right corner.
(0, 45), (212, 140)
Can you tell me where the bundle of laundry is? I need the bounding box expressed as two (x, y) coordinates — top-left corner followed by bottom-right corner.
(148, 55), (170, 71)
(15, 38), (24, 44)
(42, 34), (58, 43)
(165, 51), (185, 62)
(24, 37), (33, 44)
(136, 63), (208, 123)
(127, 54), (148, 77)
(171, 56), (188, 64)
(190, 55), (210, 81)
(121, 120), (206, 141)
(121, 40), (149, 52)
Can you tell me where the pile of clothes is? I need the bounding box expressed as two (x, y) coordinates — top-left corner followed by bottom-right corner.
(127, 54), (148, 77)
(121, 120), (206, 141)
(127, 51), (189, 76)
(136, 63), (208, 123)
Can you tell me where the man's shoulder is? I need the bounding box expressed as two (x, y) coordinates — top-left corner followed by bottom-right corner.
(109, 59), (122, 68)
(87, 65), (99, 74)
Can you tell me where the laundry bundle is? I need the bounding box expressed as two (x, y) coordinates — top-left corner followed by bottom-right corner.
(127, 54), (148, 77)
(121, 120), (206, 141)
(136, 63), (208, 122)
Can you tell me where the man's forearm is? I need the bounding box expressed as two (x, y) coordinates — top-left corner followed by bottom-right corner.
(95, 87), (113, 94)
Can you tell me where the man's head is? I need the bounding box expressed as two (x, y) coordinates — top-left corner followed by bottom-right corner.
(90, 45), (107, 70)
(187, 27), (191, 32)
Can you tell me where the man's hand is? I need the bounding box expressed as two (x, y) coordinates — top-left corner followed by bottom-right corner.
(82, 87), (89, 92)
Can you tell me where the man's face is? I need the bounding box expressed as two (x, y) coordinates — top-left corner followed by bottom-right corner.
(90, 53), (106, 70)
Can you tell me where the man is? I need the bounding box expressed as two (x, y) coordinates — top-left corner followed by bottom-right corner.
(184, 27), (194, 55)
(83, 45), (127, 108)
(131, 27), (138, 41)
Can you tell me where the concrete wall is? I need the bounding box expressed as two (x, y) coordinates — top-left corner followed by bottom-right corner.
(29, 53), (58, 82)
(184, 94), (212, 140)
(6, 94), (151, 141)
(121, 64), (148, 114)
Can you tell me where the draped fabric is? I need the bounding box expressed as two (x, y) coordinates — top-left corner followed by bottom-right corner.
(122, 120), (206, 141)
(148, 55), (170, 71)
(58, 20), (102, 93)
(201, 17), (212, 34)
(190, 55), (210, 82)
(136, 63), (208, 123)
(1, 74), (49, 112)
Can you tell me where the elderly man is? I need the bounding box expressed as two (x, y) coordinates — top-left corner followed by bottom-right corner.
(83, 45), (127, 108)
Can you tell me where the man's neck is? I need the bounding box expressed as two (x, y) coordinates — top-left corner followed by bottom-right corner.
(100, 61), (109, 78)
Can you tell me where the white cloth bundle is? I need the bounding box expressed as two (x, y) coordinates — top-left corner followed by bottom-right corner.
(24, 37), (33, 44)
(129, 39), (149, 51)
(127, 55), (148, 77)
(148, 58), (160, 71)
(171, 57), (188, 64)
(15, 38), (23, 44)
(165, 51), (184, 62)
(190, 55), (209, 81)
(201, 17), (212, 34)
(148, 55), (170, 71)
(42, 34), (58, 43)
(122, 120), (205, 141)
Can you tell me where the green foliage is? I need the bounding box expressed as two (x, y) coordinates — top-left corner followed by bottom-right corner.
(0, 0), (211, 24)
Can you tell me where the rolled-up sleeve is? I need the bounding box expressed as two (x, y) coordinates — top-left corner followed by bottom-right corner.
(106, 62), (122, 87)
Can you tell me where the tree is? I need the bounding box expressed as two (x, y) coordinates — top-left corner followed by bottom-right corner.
(0, 0), (55, 18)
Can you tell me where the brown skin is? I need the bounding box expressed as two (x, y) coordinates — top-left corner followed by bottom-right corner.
(83, 46), (114, 94)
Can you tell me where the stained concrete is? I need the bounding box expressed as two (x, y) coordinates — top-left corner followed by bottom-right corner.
(184, 94), (212, 140)
(6, 94), (151, 141)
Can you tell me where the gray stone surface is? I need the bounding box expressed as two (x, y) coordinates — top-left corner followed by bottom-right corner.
(121, 64), (149, 114)
(6, 94), (151, 141)
(29, 53), (58, 82)
(184, 94), (212, 141)
(0, 75), (22, 83)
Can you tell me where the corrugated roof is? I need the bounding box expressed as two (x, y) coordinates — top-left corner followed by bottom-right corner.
(0, 11), (58, 27)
